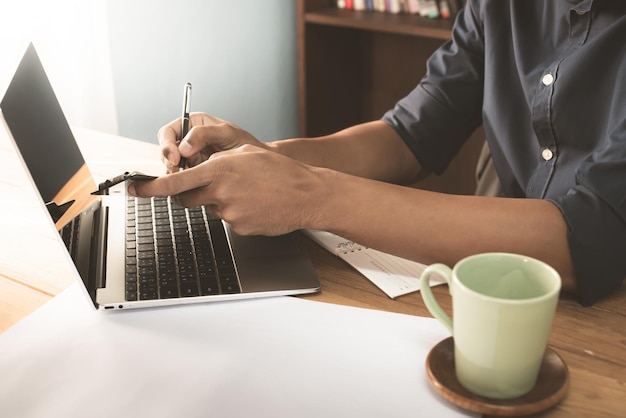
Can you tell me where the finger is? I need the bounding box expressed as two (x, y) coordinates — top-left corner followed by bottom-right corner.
(160, 153), (177, 174)
(158, 119), (183, 168)
(128, 164), (214, 198)
(177, 125), (206, 158)
(204, 203), (221, 219)
(163, 113), (216, 168)
(157, 118), (182, 147)
(186, 118), (260, 153)
(172, 186), (216, 208)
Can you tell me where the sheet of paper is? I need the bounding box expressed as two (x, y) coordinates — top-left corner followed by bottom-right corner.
(0, 282), (476, 418)
(305, 230), (444, 298)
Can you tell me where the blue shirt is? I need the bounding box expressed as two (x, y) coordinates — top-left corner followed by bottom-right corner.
(382, 0), (626, 305)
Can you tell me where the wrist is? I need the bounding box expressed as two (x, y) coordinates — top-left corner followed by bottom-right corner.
(301, 167), (361, 233)
(266, 138), (303, 161)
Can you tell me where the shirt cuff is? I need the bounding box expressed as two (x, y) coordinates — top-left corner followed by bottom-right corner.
(549, 185), (626, 306)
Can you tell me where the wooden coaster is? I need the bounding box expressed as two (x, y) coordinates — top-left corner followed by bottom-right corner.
(425, 337), (569, 416)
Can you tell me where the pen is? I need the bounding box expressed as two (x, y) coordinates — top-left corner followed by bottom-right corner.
(179, 82), (192, 170)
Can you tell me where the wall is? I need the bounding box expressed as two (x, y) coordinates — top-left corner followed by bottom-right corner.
(0, 1), (118, 134)
(106, 0), (298, 144)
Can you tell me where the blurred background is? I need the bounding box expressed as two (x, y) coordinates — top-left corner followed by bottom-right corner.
(0, 0), (298, 143)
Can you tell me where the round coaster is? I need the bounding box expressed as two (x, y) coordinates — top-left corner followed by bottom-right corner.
(425, 337), (569, 416)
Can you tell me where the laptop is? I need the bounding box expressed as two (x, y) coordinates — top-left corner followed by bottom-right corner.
(1, 43), (321, 310)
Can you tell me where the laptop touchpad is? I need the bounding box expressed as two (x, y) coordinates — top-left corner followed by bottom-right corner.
(227, 228), (302, 258)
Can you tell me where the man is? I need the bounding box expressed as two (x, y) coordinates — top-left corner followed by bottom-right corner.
(130, 0), (625, 306)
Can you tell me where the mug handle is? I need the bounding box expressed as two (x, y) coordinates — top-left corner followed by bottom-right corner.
(420, 264), (453, 333)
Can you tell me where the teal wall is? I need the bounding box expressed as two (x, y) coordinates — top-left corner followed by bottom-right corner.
(106, 0), (298, 143)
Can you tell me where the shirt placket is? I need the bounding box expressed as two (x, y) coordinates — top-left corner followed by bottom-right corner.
(527, 0), (593, 198)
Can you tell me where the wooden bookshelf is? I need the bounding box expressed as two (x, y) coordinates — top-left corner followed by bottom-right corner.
(304, 7), (453, 39)
(297, 0), (484, 195)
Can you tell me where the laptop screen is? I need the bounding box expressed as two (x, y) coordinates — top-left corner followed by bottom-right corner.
(1, 43), (97, 229)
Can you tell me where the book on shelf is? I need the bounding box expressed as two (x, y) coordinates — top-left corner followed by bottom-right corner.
(438, 0), (451, 18)
(406, 0), (420, 14)
(336, 0), (465, 20)
(418, 0), (439, 18)
(304, 230), (445, 299)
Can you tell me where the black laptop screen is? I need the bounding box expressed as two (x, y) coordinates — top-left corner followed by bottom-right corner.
(1, 43), (96, 227)
(1, 43), (86, 205)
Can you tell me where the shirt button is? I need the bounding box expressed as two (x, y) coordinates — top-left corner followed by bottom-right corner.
(576, 10), (587, 16)
(542, 73), (554, 86)
(542, 148), (554, 161)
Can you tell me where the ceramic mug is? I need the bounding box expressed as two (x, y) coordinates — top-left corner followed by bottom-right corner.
(420, 253), (561, 399)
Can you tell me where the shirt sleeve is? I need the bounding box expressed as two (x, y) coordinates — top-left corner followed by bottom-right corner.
(382, 1), (484, 174)
(549, 111), (626, 306)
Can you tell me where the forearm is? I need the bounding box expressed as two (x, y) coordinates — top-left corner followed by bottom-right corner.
(268, 121), (426, 185)
(309, 169), (578, 294)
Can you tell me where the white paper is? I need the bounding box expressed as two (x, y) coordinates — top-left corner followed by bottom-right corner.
(304, 230), (444, 298)
(0, 282), (476, 418)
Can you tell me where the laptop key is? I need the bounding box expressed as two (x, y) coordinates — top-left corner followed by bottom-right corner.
(159, 277), (177, 288)
(218, 265), (236, 275)
(180, 282), (199, 297)
(220, 274), (239, 287)
(179, 271), (198, 283)
(160, 285), (179, 299)
(221, 283), (241, 294)
(199, 277), (219, 296)
(139, 290), (158, 300)
(197, 264), (217, 277)
(208, 221), (231, 260)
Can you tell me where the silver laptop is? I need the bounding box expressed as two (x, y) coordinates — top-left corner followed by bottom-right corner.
(1, 43), (320, 310)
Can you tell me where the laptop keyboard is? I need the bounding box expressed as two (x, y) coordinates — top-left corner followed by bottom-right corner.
(125, 196), (241, 301)
(61, 216), (81, 262)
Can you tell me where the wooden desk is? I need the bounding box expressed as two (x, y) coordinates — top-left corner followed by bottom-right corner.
(1, 128), (624, 418)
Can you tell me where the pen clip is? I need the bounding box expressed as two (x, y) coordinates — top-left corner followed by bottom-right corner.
(182, 82), (192, 116)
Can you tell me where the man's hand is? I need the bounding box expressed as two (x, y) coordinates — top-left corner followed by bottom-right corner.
(129, 145), (329, 237)
(159, 112), (269, 173)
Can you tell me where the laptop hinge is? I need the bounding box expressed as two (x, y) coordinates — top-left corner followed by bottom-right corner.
(45, 199), (75, 223)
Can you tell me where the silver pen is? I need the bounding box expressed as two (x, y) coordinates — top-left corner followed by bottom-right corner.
(179, 82), (192, 170)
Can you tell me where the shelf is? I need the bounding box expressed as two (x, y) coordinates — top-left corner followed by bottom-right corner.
(304, 8), (453, 40)
(298, 0), (482, 195)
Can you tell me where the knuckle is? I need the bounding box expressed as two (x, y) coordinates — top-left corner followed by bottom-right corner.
(238, 143), (256, 152)
(157, 125), (168, 140)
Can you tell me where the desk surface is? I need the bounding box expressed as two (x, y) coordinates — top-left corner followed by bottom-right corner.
(1, 128), (624, 418)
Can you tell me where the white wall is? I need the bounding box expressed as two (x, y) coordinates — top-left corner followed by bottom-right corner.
(106, 0), (298, 143)
(0, 1), (118, 134)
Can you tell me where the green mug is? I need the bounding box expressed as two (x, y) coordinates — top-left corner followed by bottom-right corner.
(420, 253), (561, 399)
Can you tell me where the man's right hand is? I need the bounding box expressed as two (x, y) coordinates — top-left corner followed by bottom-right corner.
(158, 112), (269, 173)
